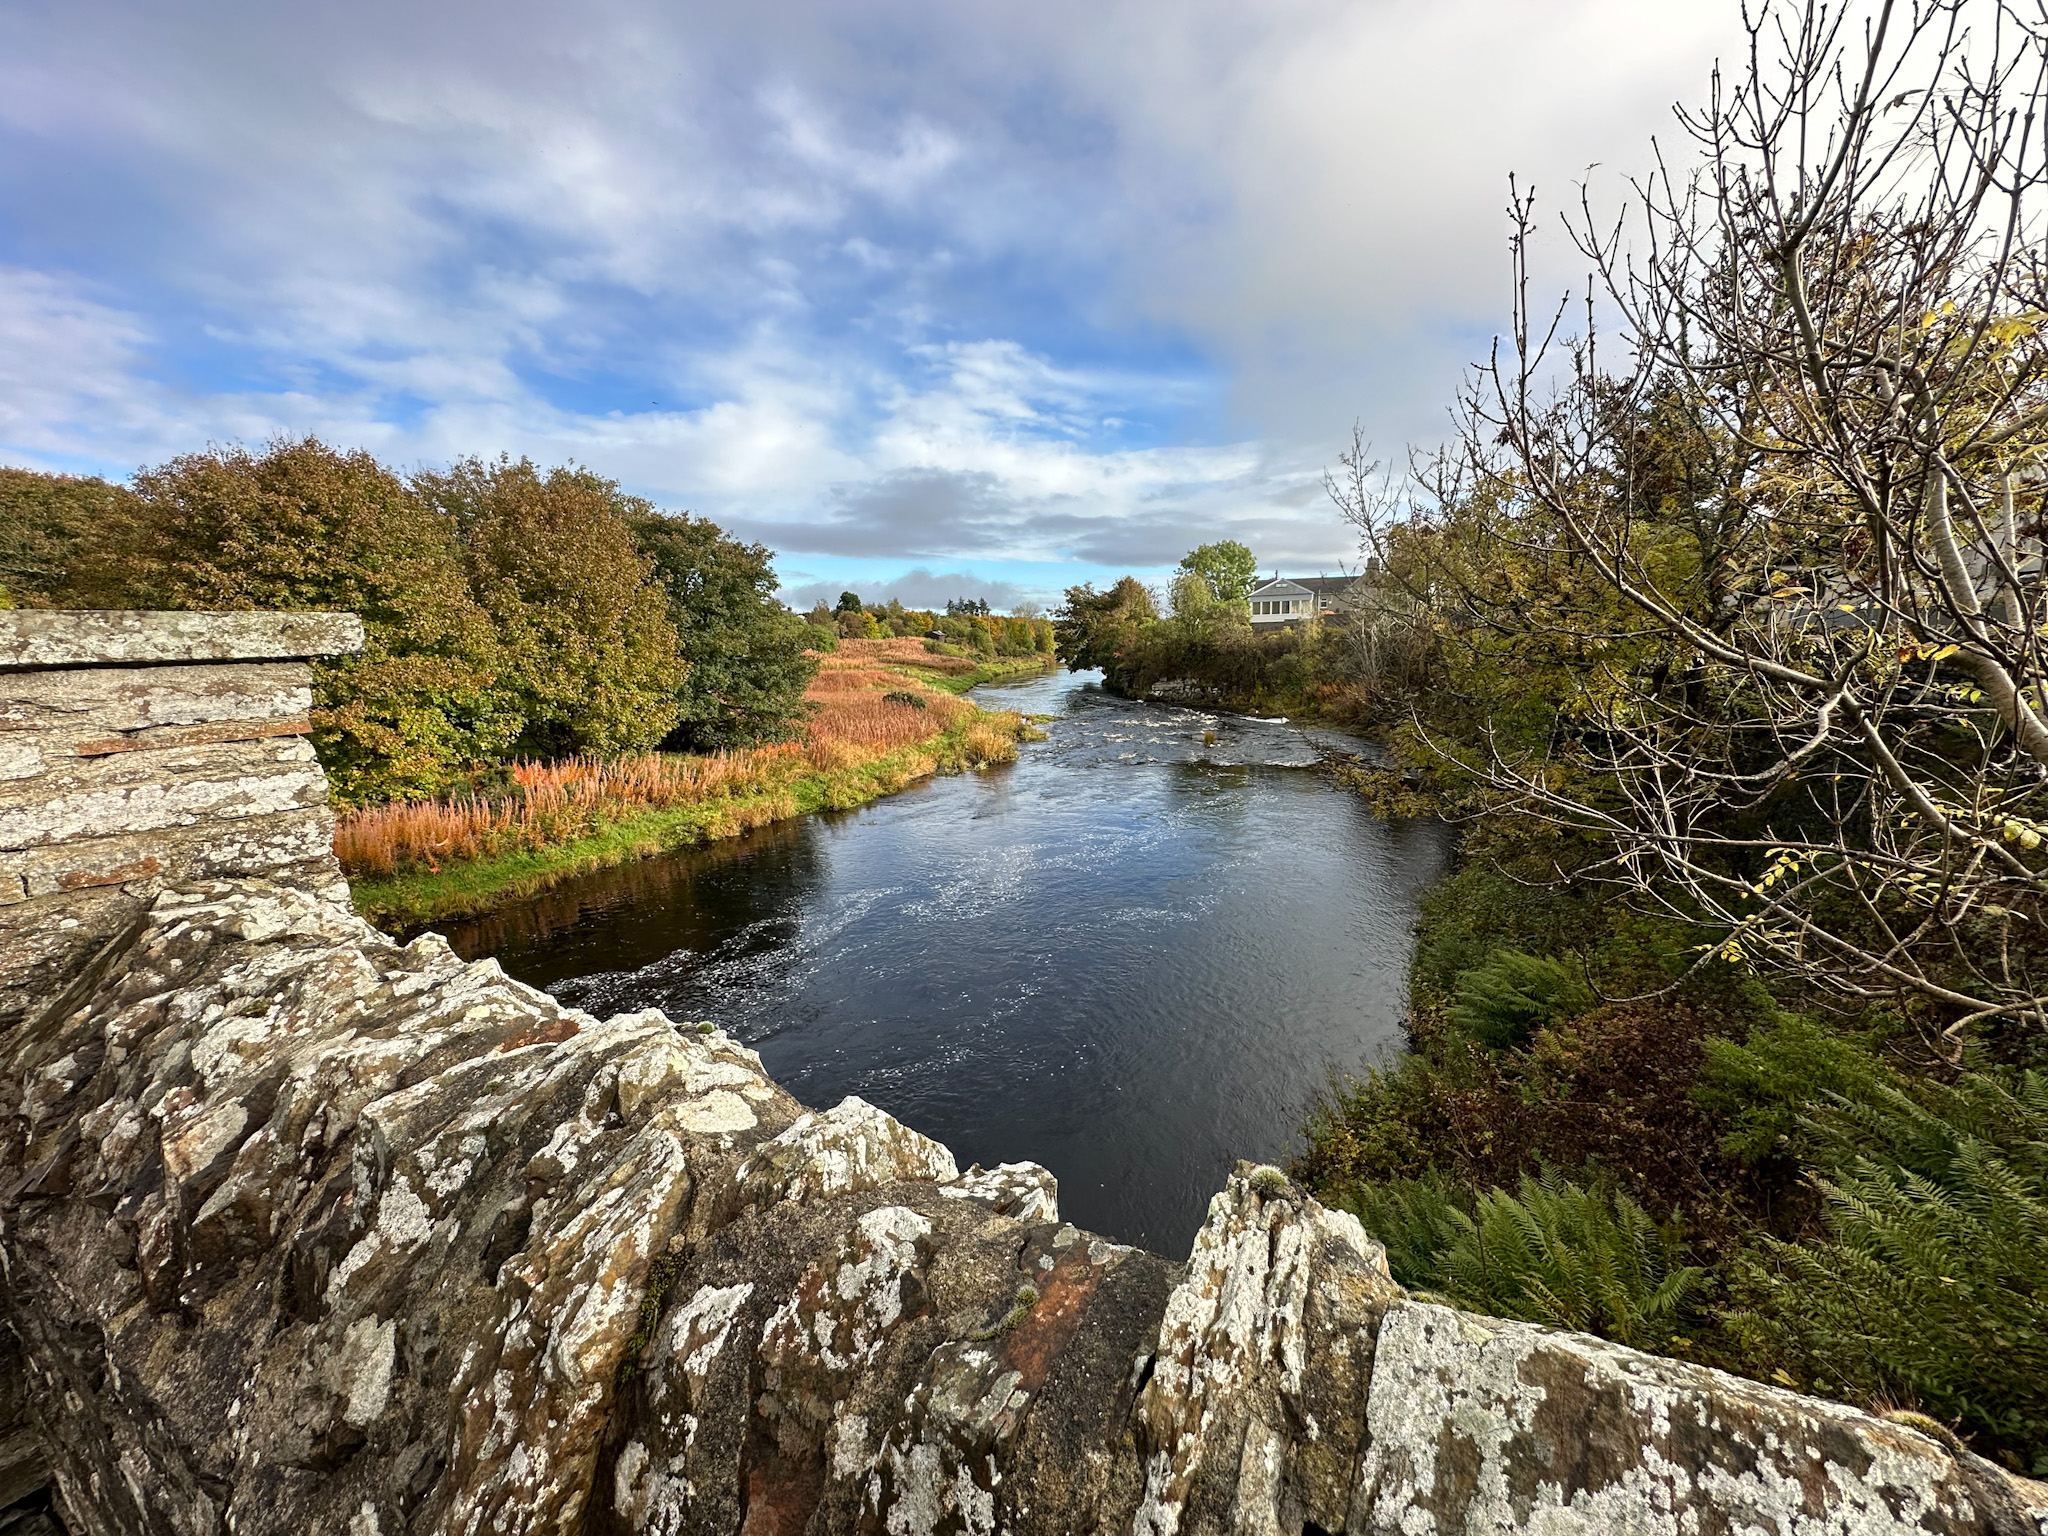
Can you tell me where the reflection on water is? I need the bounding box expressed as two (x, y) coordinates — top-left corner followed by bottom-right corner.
(439, 669), (1451, 1255)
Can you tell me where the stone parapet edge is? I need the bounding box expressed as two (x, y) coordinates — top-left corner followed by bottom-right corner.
(0, 610), (366, 670)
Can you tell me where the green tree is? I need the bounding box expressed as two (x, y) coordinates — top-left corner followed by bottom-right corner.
(1168, 569), (1219, 621)
(1177, 541), (1258, 605)
(115, 439), (515, 803)
(835, 590), (863, 614)
(413, 457), (683, 759)
(1053, 577), (1158, 687)
(624, 510), (818, 750)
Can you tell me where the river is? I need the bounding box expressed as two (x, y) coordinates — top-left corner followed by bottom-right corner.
(441, 667), (1451, 1254)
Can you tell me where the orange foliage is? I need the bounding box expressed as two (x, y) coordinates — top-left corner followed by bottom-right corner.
(337, 646), (995, 878)
(333, 747), (796, 877)
(831, 636), (979, 672)
(805, 667), (898, 694)
(801, 690), (966, 765)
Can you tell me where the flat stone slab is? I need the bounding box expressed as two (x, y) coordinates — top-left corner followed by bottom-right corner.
(0, 611), (364, 670)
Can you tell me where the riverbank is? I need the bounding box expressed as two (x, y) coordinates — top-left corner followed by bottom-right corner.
(1109, 675), (1380, 737)
(344, 640), (1049, 928)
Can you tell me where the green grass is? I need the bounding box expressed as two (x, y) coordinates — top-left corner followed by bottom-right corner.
(349, 713), (1022, 929)
(917, 652), (1056, 694)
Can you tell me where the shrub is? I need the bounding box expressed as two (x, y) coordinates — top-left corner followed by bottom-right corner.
(1409, 863), (1606, 1004)
(1347, 1169), (1707, 1352)
(1696, 1013), (1895, 1164)
(958, 722), (1018, 767)
(1727, 1068), (2048, 1471)
(1449, 950), (1592, 1049)
(0, 468), (145, 607)
(626, 510), (819, 750)
(413, 457), (683, 760)
(118, 439), (517, 804)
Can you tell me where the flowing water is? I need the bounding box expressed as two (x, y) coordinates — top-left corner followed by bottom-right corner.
(440, 668), (1451, 1254)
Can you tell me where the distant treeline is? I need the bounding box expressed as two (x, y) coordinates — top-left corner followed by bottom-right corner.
(0, 439), (817, 804)
(802, 590), (1055, 659)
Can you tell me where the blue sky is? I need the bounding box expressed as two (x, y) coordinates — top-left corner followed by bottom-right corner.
(0, 0), (1738, 609)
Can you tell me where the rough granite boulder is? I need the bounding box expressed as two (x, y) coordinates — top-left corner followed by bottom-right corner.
(4, 881), (2044, 1535)
(4, 609), (2047, 1536)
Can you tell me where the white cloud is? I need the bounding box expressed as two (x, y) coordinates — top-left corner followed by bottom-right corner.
(0, 269), (153, 461)
(0, 0), (1750, 581)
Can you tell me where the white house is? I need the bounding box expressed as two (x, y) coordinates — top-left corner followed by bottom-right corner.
(1246, 576), (1316, 626)
(1248, 567), (1403, 629)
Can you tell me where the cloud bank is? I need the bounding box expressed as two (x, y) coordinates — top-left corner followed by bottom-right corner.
(781, 569), (1031, 614)
(0, 0), (1741, 599)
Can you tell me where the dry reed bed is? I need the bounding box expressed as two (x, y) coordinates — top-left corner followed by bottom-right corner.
(336, 655), (1007, 878)
(830, 636), (980, 672)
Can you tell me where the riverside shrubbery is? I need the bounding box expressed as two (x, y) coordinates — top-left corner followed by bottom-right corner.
(804, 596), (1055, 659)
(1291, 0), (2048, 1473)
(335, 640), (1023, 887)
(1050, 567), (1429, 719)
(1299, 871), (2048, 1470)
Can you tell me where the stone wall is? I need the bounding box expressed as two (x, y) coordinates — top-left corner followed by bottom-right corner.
(0, 610), (362, 1031)
(2, 611), (2045, 1536)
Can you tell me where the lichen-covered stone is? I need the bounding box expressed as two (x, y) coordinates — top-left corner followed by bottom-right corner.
(8, 880), (2046, 1535)
(1133, 1167), (1401, 1536)
(1, 880), (808, 1535)
(0, 610), (363, 670)
(8, 608), (2048, 1536)
(1351, 1302), (2048, 1536)
(0, 626), (359, 1033)
(733, 1094), (959, 1210)
(942, 1160), (1060, 1222)
(0, 662), (314, 745)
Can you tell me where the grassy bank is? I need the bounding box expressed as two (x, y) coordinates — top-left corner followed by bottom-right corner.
(912, 649), (1057, 694)
(343, 639), (1039, 928)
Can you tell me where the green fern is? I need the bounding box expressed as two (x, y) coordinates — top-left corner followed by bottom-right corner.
(1448, 950), (1593, 1049)
(1729, 1068), (2048, 1472)
(1347, 1169), (1705, 1352)
(1695, 1012), (1891, 1163)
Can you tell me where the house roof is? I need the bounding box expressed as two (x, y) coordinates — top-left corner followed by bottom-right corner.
(1249, 574), (1369, 605)
(1289, 575), (1363, 598)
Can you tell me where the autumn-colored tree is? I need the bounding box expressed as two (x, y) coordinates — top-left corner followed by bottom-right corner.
(413, 457), (684, 760)
(113, 439), (515, 803)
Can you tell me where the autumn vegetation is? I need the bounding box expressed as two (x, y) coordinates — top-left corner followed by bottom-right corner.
(1052, 551), (1428, 722)
(1, 443), (1043, 918)
(1288, 0), (2048, 1475)
(332, 638), (1029, 920)
(803, 589), (1055, 661)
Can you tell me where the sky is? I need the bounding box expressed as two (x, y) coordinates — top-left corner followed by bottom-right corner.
(0, 0), (1742, 609)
